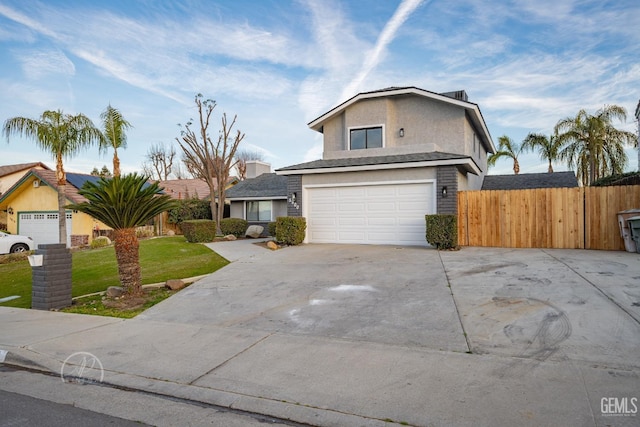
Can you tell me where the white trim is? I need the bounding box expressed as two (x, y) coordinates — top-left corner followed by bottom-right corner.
(347, 124), (385, 150)
(277, 158), (481, 176)
(227, 196), (286, 201)
(302, 179), (437, 245)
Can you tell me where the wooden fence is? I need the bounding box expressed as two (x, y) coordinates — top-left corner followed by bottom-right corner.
(457, 185), (640, 250)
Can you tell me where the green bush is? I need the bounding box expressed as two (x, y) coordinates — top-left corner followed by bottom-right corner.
(167, 197), (212, 224)
(275, 217), (306, 245)
(267, 221), (277, 237)
(181, 220), (217, 243)
(425, 214), (458, 249)
(90, 236), (112, 249)
(220, 218), (248, 237)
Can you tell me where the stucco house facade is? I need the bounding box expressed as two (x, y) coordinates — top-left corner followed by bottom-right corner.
(0, 168), (110, 248)
(276, 87), (495, 246)
(0, 162), (50, 228)
(226, 161), (288, 231)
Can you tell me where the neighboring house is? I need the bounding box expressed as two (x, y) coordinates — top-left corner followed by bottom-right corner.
(481, 172), (579, 190)
(0, 169), (110, 248)
(226, 161), (288, 231)
(276, 86), (496, 246)
(636, 99), (640, 171)
(0, 162), (50, 227)
(157, 176), (239, 234)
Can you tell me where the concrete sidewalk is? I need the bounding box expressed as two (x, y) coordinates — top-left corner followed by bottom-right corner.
(2, 242), (639, 426)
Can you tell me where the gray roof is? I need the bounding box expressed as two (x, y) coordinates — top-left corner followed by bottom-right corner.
(481, 172), (579, 190)
(226, 173), (288, 199)
(276, 152), (470, 172)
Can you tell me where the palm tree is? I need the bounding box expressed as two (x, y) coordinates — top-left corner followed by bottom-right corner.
(555, 105), (636, 186)
(3, 110), (102, 244)
(487, 135), (526, 174)
(522, 132), (564, 173)
(66, 174), (176, 296)
(100, 104), (132, 177)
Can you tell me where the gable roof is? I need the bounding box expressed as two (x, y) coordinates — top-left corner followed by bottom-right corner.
(481, 172), (579, 190)
(158, 179), (212, 200)
(226, 173), (288, 200)
(307, 86), (496, 154)
(0, 162), (50, 177)
(276, 151), (481, 175)
(0, 168), (94, 205)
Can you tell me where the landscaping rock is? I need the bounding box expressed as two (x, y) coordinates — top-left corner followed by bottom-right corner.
(166, 230), (175, 237)
(267, 241), (279, 250)
(165, 279), (186, 291)
(245, 225), (264, 238)
(224, 234), (237, 241)
(106, 286), (124, 298)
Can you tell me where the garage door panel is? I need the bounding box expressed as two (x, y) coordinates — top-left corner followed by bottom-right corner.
(19, 212), (71, 248)
(307, 183), (433, 246)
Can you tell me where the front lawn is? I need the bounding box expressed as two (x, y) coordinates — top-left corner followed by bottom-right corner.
(0, 236), (228, 309)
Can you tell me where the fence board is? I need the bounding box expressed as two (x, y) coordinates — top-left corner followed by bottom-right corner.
(457, 185), (640, 250)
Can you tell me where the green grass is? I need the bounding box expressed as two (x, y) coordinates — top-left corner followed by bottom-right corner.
(0, 236), (228, 309)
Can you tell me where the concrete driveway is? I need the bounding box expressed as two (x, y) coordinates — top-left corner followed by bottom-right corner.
(3, 241), (639, 426)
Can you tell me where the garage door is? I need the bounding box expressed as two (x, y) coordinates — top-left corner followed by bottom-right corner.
(307, 183), (434, 246)
(19, 212), (72, 248)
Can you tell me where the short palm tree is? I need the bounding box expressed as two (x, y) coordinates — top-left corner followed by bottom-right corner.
(555, 105), (636, 185)
(487, 135), (526, 174)
(66, 174), (176, 296)
(100, 104), (132, 177)
(3, 110), (102, 244)
(522, 132), (564, 173)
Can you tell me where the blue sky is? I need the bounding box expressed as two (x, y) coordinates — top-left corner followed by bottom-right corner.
(1, 0), (638, 176)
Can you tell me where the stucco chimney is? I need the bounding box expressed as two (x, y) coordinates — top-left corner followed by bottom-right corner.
(246, 160), (271, 179)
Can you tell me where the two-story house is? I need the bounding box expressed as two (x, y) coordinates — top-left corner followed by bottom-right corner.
(276, 86), (495, 246)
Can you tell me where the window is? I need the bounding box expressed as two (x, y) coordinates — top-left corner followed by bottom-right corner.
(246, 201), (272, 221)
(350, 126), (383, 150)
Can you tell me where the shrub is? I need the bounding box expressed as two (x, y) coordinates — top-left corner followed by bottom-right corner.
(275, 217), (306, 245)
(220, 218), (248, 237)
(90, 236), (112, 249)
(267, 221), (277, 237)
(167, 197), (212, 224)
(0, 223), (7, 232)
(181, 220), (216, 243)
(425, 214), (458, 249)
(135, 226), (155, 239)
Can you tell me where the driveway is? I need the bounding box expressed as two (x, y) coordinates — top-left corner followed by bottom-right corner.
(4, 241), (639, 426)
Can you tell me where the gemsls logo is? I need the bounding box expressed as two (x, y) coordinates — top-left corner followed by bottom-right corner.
(601, 397), (638, 416)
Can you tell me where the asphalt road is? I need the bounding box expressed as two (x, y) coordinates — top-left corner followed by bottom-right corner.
(0, 389), (146, 427)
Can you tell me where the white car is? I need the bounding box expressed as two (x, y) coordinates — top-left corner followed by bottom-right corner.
(0, 231), (34, 254)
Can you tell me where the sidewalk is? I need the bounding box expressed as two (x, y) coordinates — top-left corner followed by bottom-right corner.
(1, 242), (639, 427)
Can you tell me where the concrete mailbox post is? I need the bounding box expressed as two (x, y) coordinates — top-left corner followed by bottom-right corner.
(31, 243), (73, 310)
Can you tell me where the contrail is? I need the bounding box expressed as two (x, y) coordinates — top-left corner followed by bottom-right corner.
(339, 0), (426, 101)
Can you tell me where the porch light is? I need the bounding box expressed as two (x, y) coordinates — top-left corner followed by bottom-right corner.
(7, 207), (13, 215)
(399, 128), (405, 137)
(289, 192), (297, 203)
(441, 186), (448, 198)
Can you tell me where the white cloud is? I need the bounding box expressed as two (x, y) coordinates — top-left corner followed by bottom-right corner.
(17, 49), (75, 80)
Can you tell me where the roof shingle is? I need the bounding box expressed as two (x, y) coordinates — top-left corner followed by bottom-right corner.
(481, 172), (579, 190)
(226, 173), (287, 199)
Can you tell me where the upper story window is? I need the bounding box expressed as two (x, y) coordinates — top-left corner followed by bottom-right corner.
(349, 126), (383, 150)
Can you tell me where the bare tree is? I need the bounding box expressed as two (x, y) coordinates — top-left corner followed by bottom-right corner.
(142, 143), (175, 180)
(177, 94), (245, 232)
(172, 162), (191, 179)
(236, 149), (265, 180)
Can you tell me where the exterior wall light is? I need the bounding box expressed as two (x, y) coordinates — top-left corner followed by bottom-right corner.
(399, 128), (405, 137)
(7, 207), (14, 215)
(441, 186), (448, 198)
(289, 192), (297, 203)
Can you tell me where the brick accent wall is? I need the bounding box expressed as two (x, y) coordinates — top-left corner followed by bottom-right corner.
(71, 235), (89, 247)
(437, 166), (458, 214)
(31, 243), (72, 310)
(287, 175), (302, 217)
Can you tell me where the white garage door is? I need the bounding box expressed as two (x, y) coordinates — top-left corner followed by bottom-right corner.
(19, 212), (72, 248)
(307, 182), (434, 246)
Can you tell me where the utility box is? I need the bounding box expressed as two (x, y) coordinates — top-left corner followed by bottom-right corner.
(618, 209), (640, 252)
(628, 216), (640, 254)
(31, 243), (72, 310)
